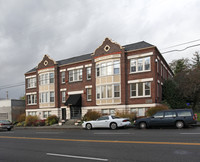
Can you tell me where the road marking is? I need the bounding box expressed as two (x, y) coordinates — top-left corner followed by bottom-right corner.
(1, 136), (200, 146)
(180, 133), (200, 135)
(47, 153), (108, 161)
(94, 133), (132, 135)
(36, 132), (62, 134)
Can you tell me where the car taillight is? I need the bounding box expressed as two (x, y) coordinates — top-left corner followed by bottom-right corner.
(193, 114), (197, 120)
(0, 123), (5, 125)
(122, 119), (129, 122)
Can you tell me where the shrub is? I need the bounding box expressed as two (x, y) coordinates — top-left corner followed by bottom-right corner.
(36, 120), (46, 126)
(46, 115), (59, 126)
(146, 105), (169, 117)
(17, 113), (26, 122)
(16, 121), (25, 127)
(82, 110), (101, 121)
(115, 110), (137, 122)
(25, 115), (39, 126)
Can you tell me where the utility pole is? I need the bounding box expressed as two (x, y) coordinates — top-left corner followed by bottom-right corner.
(6, 91), (8, 99)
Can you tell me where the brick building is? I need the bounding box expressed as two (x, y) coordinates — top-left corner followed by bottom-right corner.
(25, 38), (173, 120)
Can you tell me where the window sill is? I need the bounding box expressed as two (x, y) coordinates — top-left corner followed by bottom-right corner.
(27, 87), (37, 89)
(130, 95), (151, 99)
(130, 70), (151, 74)
(69, 80), (83, 83)
(27, 104), (37, 106)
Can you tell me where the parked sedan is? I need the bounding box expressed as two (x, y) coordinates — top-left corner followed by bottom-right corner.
(82, 115), (131, 130)
(0, 120), (13, 131)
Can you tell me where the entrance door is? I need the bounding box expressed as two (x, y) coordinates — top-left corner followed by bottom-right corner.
(61, 108), (66, 120)
(70, 106), (81, 119)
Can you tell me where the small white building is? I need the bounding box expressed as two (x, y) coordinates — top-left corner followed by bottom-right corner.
(0, 99), (25, 122)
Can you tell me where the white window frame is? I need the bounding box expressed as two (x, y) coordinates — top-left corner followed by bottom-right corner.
(130, 82), (151, 98)
(68, 69), (83, 82)
(61, 71), (65, 84)
(50, 91), (55, 103)
(96, 84), (120, 99)
(39, 72), (54, 85)
(96, 59), (120, 77)
(130, 56), (151, 73)
(87, 88), (92, 101)
(43, 111), (51, 118)
(27, 77), (37, 88)
(27, 94), (37, 105)
(87, 67), (91, 80)
(62, 91), (66, 103)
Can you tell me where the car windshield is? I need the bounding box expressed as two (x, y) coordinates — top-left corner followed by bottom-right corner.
(0, 120), (10, 123)
(153, 112), (164, 118)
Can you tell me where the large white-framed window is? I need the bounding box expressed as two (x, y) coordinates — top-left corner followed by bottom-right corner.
(96, 60), (120, 77)
(87, 67), (91, 80)
(28, 111), (37, 116)
(27, 77), (37, 88)
(39, 72), (54, 85)
(96, 84), (120, 99)
(39, 91), (55, 103)
(68, 69), (82, 82)
(27, 94), (37, 105)
(61, 91), (66, 103)
(61, 71), (65, 84)
(87, 88), (92, 101)
(130, 56), (150, 73)
(130, 82), (151, 98)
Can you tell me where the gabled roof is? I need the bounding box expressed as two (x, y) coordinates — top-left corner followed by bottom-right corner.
(25, 41), (154, 74)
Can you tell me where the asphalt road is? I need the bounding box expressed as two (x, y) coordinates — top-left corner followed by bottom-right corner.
(0, 127), (200, 162)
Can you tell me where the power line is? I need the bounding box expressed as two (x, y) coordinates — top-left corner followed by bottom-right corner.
(161, 39), (200, 50)
(162, 44), (200, 54)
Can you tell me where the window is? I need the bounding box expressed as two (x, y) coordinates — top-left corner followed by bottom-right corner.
(27, 77), (36, 88)
(39, 92), (54, 103)
(114, 60), (120, 74)
(102, 109), (115, 115)
(87, 67), (91, 80)
(96, 60), (120, 77)
(61, 72), (65, 84)
(101, 85), (106, 98)
(130, 82), (151, 98)
(177, 111), (192, 117)
(164, 111), (176, 118)
(96, 86), (100, 99)
(68, 69), (83, 82)
(50, 92), (54, 102)
(137, 58), (143, 71)
(101, 63), (106, 76)
(28, 111), (36, 116)
(39, 73), (54, 85)
(87, 88), (92, 101)
(43, 111), (51, 118)
(49, 73), (54, 83)
(107, 85), (112, 98)
(130, 57), (151, 73)
(157, 83), (160, 97)
(157, 59), (159, 73)
(114, 84), (120, 97)
(153, 111), (164, 118)
(27, 94), (37, 105)
(96, 84), (120, 99)
(62, 91), (66, 103)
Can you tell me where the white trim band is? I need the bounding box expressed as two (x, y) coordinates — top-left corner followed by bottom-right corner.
(128, 78), (153, 84)
(127, 52), (153, 59)
(60, 69), (66, 72)
(68, 90), (84, 95)
(85, 85), (92, 88)
(67, 66), (83, 71)
(26, 92), (37, 95)
(85, 64), (92, 67)
(60, 88), (67, 91)
(26, 75), (36, 79)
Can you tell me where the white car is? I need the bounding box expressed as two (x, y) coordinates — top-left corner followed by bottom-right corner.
(82, 115), (131, 130)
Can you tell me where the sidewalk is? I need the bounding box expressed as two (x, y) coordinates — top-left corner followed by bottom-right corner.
(14, 122), (200, 130)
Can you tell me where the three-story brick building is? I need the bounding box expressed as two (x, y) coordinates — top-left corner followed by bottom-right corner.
(25, 38), (173, 120)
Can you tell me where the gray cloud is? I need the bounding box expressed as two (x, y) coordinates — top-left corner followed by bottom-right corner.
(0, 0), (200, 99)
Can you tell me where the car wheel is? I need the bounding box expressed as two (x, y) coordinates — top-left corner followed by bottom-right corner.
(176, 121), (184, 129)
(139, 122), (147, 129)
(86, 123), (92, 130)
(110, 122), (117, 130)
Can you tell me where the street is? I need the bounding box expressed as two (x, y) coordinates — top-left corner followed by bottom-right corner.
(0, 127), (200, 162)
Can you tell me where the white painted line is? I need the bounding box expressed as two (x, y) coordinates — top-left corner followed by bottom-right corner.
(36, 132), (62, 134)
(94, 133), (132, 135)
(47, 153), (108, 161)
(180, 133), (200, 135)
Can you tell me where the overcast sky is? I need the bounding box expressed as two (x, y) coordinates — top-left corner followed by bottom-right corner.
(0, 0), (200, 99)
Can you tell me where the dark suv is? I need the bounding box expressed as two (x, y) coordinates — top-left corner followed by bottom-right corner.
(134, 109), (197, 129)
